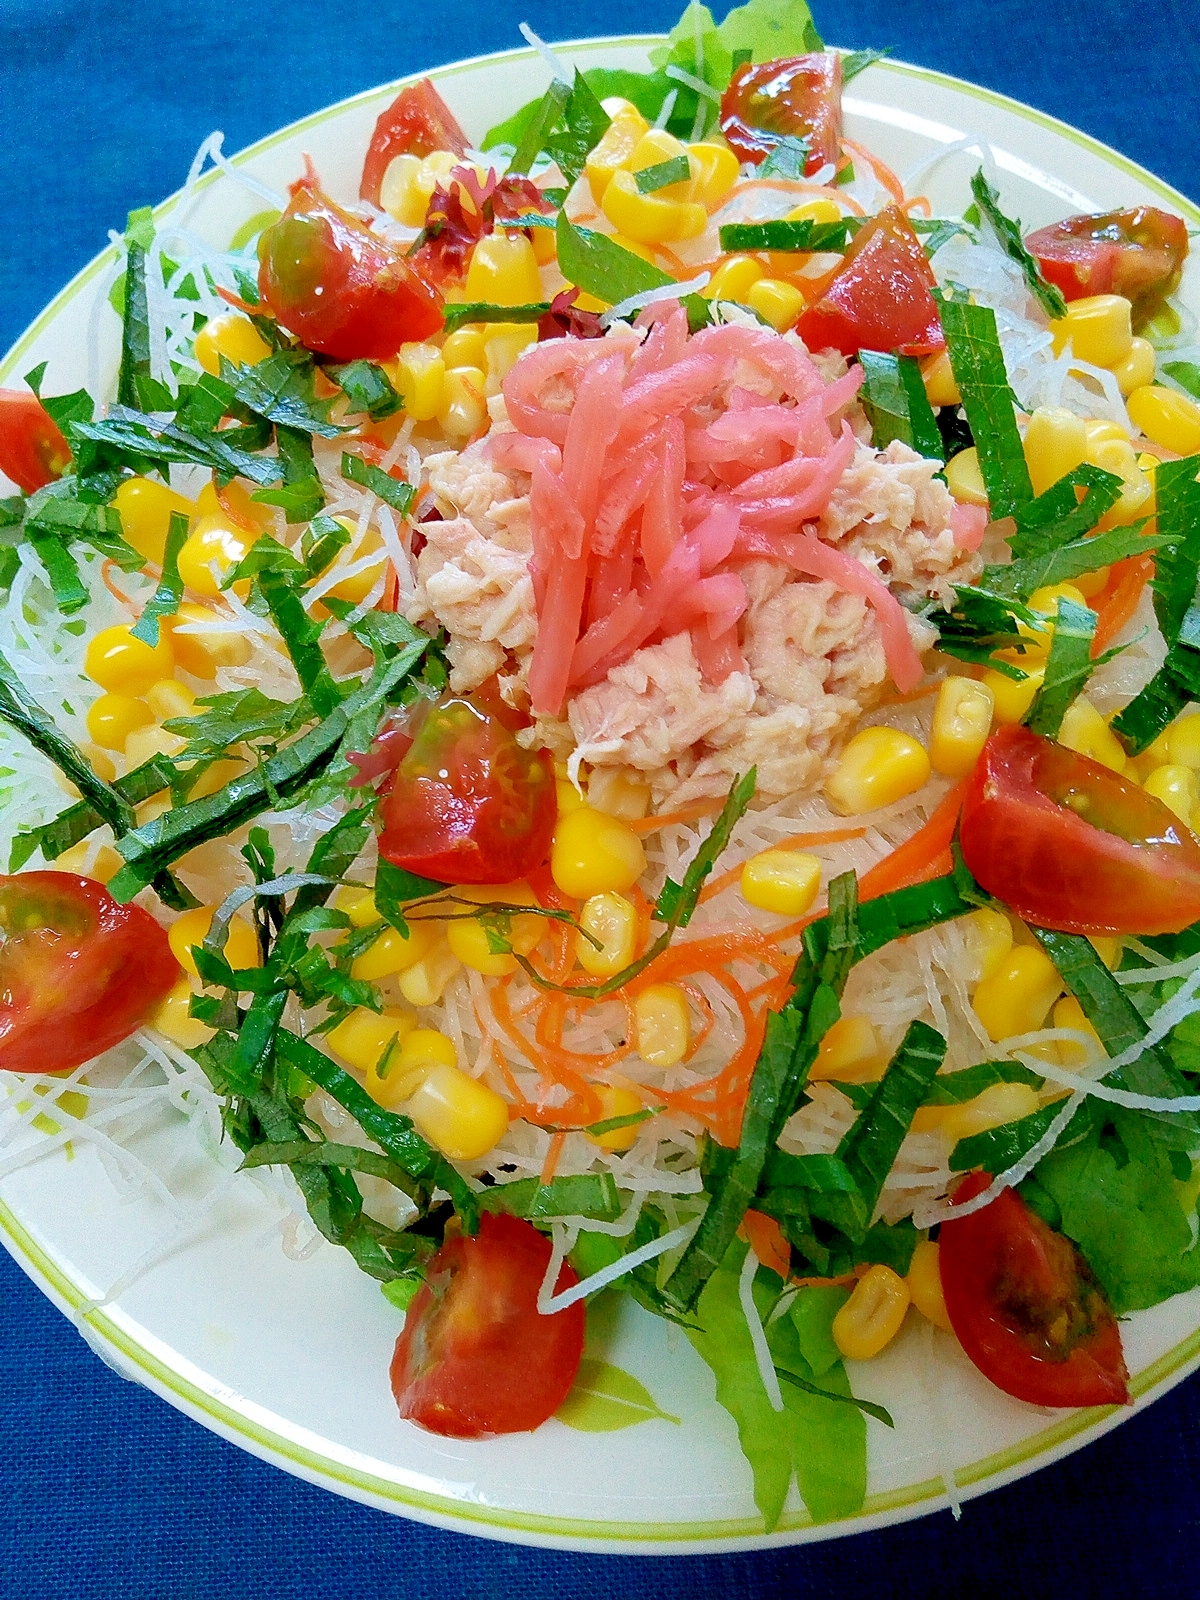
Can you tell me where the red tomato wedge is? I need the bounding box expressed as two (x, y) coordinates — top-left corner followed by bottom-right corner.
(1026, 206), (1188, 327)
(0, 873), (180, 1074)
(718, 53), (843, 174)
(939, 1171), (1129, 1408)
(360, 78), (469, 209)
(958, 724), (1200, 936)
(390, 1211), (586, 1437)
(0, 390), (71, 494)
(378, 694), (557, 885)
(257, 172), (442, 361)
(796, 205), (944, 357)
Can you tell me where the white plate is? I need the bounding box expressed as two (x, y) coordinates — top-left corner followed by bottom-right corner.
(2, 36), (1199, 1556)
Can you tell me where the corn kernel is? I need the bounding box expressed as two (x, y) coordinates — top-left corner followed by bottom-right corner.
(810, 1014), (884, 1083)
(397, 939), (462, 1007)
(961, 907), (1014, 985)
(786, 198), (842, 224)
(1050, 294), (1134, 369)
(165, 603), (253, 677)
(136, 794), (172, 825)
(444, 882), (547, 977)
(1128, 383), (1200, 457)
(144, 677), (196, 721)
(350, 919), (439, 981)
(1165, 714), (1200, 770)
(123, 722), (187, 768)
(388, 343), (446, 423)
(1072, 565), (1111, 600)
(941, 1082), (1042, 1144)
(747, 277), (804, 332)
(704, 254), (764, 303)
(150, 978), (215, 1049)
(85, 623), (175, 697)
(441, 326), (487, 370)
(552, 805), (646, 898)
(983, 661), (1045, 725)
(465, 231), (543, 307)
(177, 514), (257, 598)
(1087, 436), (1152, 527)
(833, 1264), (910, 1361)
(930, 676), (994, 779)
(601, 169), (707, 245)
(437, 365), (488, 440)
(1023, 407), (1088, 497)
(1144, 762), (1200, 823)
(587, 1084), (645, 1152)
(1110, 336), (1157, 396)
(577, 891), (638, 977)
(556, 776), (587, 816)
(335, 885), (380, 928)
(405, 1060), (510, 1160)
(906, 1239), (952, 1333)
(921, 350), (960, 407)
(113, 477), (196, 566)
(972, 946), (1063, 1040)
(1085, 419), (1132, 448)
(740, 849), (821, 917)
(52, 840), (124, 883)
(1052, 993), (1104, 1067)
(1058, 696), (1126, 773)
(629, 128), (690, 180)
(80, 744), (117, 783)
(326, 1006), (415, 1078)
(183, 758), (245, 800)
(686, 141), (740, 206)
(194, 478), (272, 530)
(483, 323), (539, 393)
(826, 726), (931, 815)
(528, 224), (558, 265)
(193, 311), (271, 376)
(586, 766), (650, 821)
(380, 153), (430, 226)
(634, 983), (691, 1067)
(945, 447), (989, 507)
(86, 692), (153, 751)
(1089, 934), (1122, 970)
(169, 905), (261, 979)
(586, 105), (650, 205)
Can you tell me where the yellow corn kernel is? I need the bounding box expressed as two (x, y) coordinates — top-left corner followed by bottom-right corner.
(443, 913), (525, 977)
(1110, 336), (1156, 396)
(704, 254), (765, 303)
(334, 885), (380, 928)
(577, 892), (638, 978)
(556, 776), (587, 816)
(586, 766), (651, 821)
(740, 850), (821, 917)
(962, 907), (1015, 984)
(177, 514), (257, 598)
(1165, 714), (1200, 770)
(1089, 934), (1122, 970)
(397, 939), (462, 1007)
(527, 223), (558, 265)
(826, 726), (931, 816)
(86, 692), (153, 750)
(944, 447), (989, 507)
(587, 1084), (645, 1152)
(169, 905), (261, 979)
(983, 661), (1045, 725)
(53, 840), (124, 883)
(165, 603), (253, 677)
(786, 198), (842, 224)
(325, 533), (386, 606)
(193, 311), (271, 376)
(552, 805), (647, 898)
(810, 1014), (885, 1083)
(1070, 565), (1109, 600)
(366, 1026), (457, 1110)
(350, 918), (439, 981)
(930, 676), (995, 779)
(1050, 293), (1134, 368)
(585, 105), (651, 205)
(482, 323), (539, 393)
(326, 1006), (415, 1077)
(921, 350), (960, 407)
(906, 1239), (952, 1333)
(1052, 993), (1104, 1067)
(601, 169), (707, 245)
(85, 623), (175, 697)
(941, 1082), (1042, 1144)
(184, 758), (244, 800)
(1127, 383), (1200, 457)
(136, 793), (172, 825)
(144, 677), (196, 722)
(78, 744), (117, 783)
(437, 366), (488, 440)
(634, 983), (691, 1067)
(441, 326), (487, 370)
(832, 1264), (910, 1361)
(747, 277), (804, 332)
(113, 477), (196, 566)
(444, 882), (547, 977)
(972, 946), (1063, 1040)
(1144, 762), (1200, 823)
(687, 141), (740, 206)
(194, 478), (272, 529)
(1085, 419), (1132, 448)
(405, 1060), (510, 1161)
(1087, 436), (1152, 528)
(629, 128), (690, 178)
(1023, 407), (1088, 497)
(149, 978), (215, 1050)
(123, 722), (187, 768)
(465, 231), (543, 307)
(388, 343), (446, 423)
(379, 153), (429, 226)
(1058, 695), (1126, 773)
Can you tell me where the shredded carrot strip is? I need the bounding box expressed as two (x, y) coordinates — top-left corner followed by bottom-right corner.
(101, 560), (138, 612)
(790, 1272), (859, 1289)
(540, 1130), (566, 1184)
(740, 1210), (791, 1279)
(1092, 554), (1155, 658)
(841, 137), (906, 208)
(629, 796), (725, 835)
(699, 825), (867, 905)
(904, 194), (933, 218)
(857, 781), (968, 902)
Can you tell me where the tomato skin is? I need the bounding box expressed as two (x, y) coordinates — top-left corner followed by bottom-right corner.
(360, 78), (469, 208)
(718, 53), (843, 174)
(1026, 207), (1188, 326)
(257, 176), (443, 360)
(959, 724), (1200, 936)
(0, 873), (180, 1074)
(0, 391), (71, 494)
(796, 205), (944, 357)
(939, 1171), (1129, 1408)
(390, 1212), (586, 1437)
(378, 695), (557, 885)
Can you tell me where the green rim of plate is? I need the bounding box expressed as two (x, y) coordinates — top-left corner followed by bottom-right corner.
(2, 38), (1199, 1549)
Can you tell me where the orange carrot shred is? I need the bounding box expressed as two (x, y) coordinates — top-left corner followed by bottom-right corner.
(740, 1209), (791, 1279)
(1092, 554), (1155, 658)
(857, 781), (968, 903)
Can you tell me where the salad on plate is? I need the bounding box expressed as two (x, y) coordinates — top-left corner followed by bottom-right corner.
(4, 0), (1200, 1532)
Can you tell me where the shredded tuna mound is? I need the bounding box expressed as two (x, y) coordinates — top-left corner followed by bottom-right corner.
(406, 304), (981, 803)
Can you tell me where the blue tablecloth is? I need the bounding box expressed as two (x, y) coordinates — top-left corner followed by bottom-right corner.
(3, 1), (1200, 1594)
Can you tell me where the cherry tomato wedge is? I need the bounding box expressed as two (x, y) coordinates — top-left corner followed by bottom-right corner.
(718, 53), (843, 174)
(0, 872), (180, 1074)
(390, 1211), (586, 1437)
(360, 78), (469, 209)
(939, 1171), (1129, 1408)
(796, 204), (944, 357)
(1026, 206), (1188, 327)
(257, 173), (442, 361)
(378, 694), (556, 885)
(0, 390), (71, 495)
(959, 724), (1200, 936)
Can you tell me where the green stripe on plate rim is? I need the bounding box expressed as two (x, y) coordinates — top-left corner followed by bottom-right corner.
(2, 38), (1199, 1543)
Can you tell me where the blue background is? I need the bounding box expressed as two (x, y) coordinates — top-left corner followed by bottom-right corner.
(3, 0), (1200, 1594)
